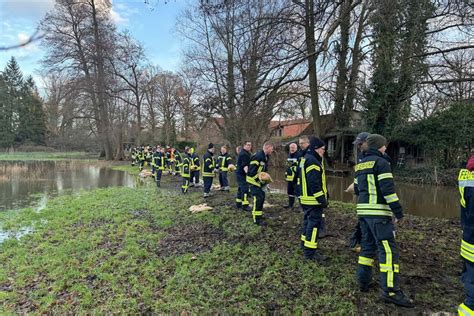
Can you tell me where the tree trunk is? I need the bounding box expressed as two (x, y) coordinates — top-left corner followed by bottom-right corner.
(305, 0), (321, 136)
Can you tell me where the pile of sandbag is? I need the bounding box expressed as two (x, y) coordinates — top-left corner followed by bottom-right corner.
(139, 170), (153, 178)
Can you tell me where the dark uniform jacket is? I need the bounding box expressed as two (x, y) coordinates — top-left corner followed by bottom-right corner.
(246, 150), (269, 188)
(217, 153), (232, 172)
(152, 152), (165, 170)
(298, 150), (327, 206)
(191, 152), (200, 170)
(182, 153), (192, 178)
(236, 149), (251, 176)
(354, 149), (403, 219)
(285, 151), (299, 182)
(460, 168), (474, 262)
(202, 150), (216, 177)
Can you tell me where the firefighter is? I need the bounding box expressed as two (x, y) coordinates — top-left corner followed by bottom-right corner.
(285, 142), (299, 208)
(138, 147), (146, 171)
(145, 146), (152, 166)
(174, 148), (182, 176)
(246, 142), (274, 226)
(236, 141), (252, 211)
(217, 145), (232, 191)
(131, 148), (137, 166)
(189, 148), (201, 187)
(152, 147), (166, 187)
(347, 132), (370, 249)
(181, 147), (192, 194)
(298, 137), (328, 261)
(202, 143), (216, 198)
(354, 134), (413, 307)
(459, 153), (474, 315)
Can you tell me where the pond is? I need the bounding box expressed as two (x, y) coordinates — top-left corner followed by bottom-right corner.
(0, 160), (135, 211)
(0, 160), (461, 219)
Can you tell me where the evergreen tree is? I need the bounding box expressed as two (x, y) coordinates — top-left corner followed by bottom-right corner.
(0, 74), (14, 147)
(365, 0), (433, 137)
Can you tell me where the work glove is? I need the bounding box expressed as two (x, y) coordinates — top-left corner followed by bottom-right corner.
(347, 222), (362, 248)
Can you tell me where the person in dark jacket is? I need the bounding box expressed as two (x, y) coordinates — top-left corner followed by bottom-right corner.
(152, 146), (166, 187)
(246, 142), (273, 226)
(459, 153), (474, 315)
(285, 142), (299, 208)
(298, 137), (328, 261)
(354, 134), (414, 308)
(181, 147), (192, 194)
(295, 136), (310, 203)
(202, 143), (216, 198)
(236, 141), (252, 211)
(217, 145), (232, 191)
(189, 148), (201, 187)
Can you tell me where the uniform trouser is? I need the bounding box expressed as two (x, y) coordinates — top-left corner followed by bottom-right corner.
(203, 176), (213, 194)
(236, 173), (250, 207)
(175, 164), (181, 174)
(151, 166), (156, 177)
(139, 159), (145, 170)
(301, 205), (323, 258)
(461, 259), (474, 313)
(357, 217), (400, 293)
(250, 185), (265, 224)
(191, 171), (200, 184)
(219, 171), (229, 188)
(287, 180), (296, 207)
(181, 176), (190, 194)
(155, 170), (162, 186)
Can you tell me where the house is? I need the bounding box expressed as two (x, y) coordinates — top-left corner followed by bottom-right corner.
(269, 119), (312, 138)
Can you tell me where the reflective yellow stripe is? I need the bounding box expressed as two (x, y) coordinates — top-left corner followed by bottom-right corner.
(357, 203), (391, 210)
(367, 174), (377, 204)
(358, 256), (374, 266)
(306, 165), (320, 173)
(461, 248), (474, 262)
(378, 173), (393, 181)
(236, 198), (242, 202)
(246, 176), (260, 187)
(462, 240), (474, 253)
(304, 228), (318, 249)
(243, 193), (249, 205)
(459, 303), (474, 315)
(252, 196), (263, 222)
(300, 234), (306, 241)
(357, 210), (392, 217)
(382, 240), (394, 288)
(250, 161), (260, 165)
(322, 160), (327, 198)
(314, 191), (325, 198)
(354, 178), (358, 185)
(384, 193), (399, 203)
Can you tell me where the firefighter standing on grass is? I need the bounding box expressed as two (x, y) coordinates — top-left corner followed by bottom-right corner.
(152, 146), (166, 187)
(190, 148), (201, 187)
(354, 134), (414, 308)
(236, 141), (252, 211)
(181, 147), (192, 194)
(217, 145), (232, 191)
(202, 143), (216, 198)
(298, 137), (328, 262)
(246, 142), (273, 226)
(285, 142), (299, 209)
(458, 153), (474, 315)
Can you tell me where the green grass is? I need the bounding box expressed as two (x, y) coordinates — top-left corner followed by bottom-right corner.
(0, 152), (96, 161)
(0, 172), (463, 314)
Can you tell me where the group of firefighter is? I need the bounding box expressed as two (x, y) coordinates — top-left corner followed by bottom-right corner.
(130, 134), (474, 313)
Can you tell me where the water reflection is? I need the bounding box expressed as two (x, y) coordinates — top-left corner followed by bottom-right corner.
(0, 161), (135, 211)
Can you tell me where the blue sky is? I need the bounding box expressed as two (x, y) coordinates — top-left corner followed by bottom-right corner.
(0, 0), (191, 89)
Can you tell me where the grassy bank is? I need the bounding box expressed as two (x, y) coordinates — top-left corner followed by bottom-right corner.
(0, 170), (462, 314)
(0, 152), (96, 161)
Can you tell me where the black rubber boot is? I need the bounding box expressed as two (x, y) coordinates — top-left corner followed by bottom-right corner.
(382, 290), (415, 308)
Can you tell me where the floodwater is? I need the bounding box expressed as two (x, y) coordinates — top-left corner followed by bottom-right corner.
(264, 171), (460, 219)
(0, 160), (135, 211)
(0, 161), (460, 218)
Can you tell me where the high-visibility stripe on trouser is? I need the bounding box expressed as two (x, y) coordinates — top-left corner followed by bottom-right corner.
(181, 178), (189, 194)
(358, 256), (374, 267)
(252, 196), (263, 222)
(458, 303), (474, 315)
(304, 228), (318, 249)
(381, 240), (394, 288)
(243, 193), (249, 206)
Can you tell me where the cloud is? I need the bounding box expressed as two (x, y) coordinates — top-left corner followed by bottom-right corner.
(110, 8), (129, 25)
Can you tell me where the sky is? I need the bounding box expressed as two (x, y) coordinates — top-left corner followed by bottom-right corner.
(0, 0), (191, 90)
